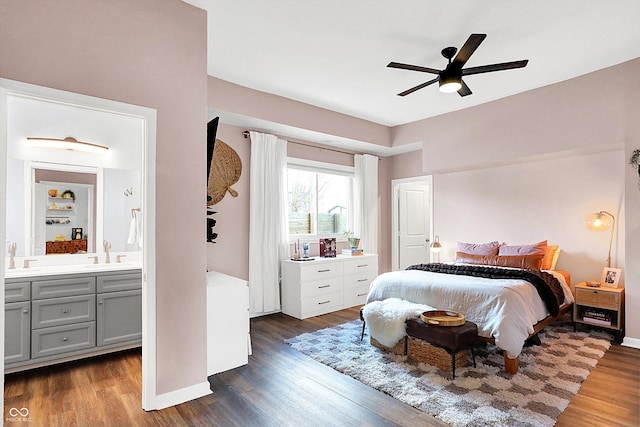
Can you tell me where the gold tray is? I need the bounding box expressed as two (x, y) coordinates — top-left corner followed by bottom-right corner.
(420, 310), (465, 326)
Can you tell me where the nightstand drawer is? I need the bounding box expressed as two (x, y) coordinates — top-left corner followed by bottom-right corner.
(575, 287), (619, 310)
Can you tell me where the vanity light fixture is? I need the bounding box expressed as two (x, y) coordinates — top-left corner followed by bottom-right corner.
(27, 136), (109, 154)
(587, 210), (615, 268)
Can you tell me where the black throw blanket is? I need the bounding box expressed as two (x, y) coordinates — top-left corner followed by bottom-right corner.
(406, 263), (565, 317)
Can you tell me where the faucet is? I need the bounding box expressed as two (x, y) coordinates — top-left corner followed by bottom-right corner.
(103, 240), (111, 264)
(8, 242), (17, 269)
(116, 254), (127, 263)
(88, 255), (99, 264)
(23, 259), (37, 269)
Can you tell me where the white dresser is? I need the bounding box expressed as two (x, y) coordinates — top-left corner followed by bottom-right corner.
(281, 254), (378, 319)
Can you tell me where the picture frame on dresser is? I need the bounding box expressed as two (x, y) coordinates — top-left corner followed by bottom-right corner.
(600, 267), (622, 288)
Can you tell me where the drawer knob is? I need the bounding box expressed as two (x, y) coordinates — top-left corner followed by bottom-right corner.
(62, 337), (69, 342)
(62, 309), (69, 314)
(22, 309), (28, 314)
(98, 301), (104, 304)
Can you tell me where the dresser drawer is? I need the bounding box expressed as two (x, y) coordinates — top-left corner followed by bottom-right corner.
(32, 295), (96, 329)
(32, 276), (96, 299)
(343, 271), (376, 290)
(5, 281), (30, 303)
(300, 277), (344, 298)
(300, 262), (344, 282)
(575, 288), (619, 310)
(300, 291), (343, 317)
(97, 272), (142, 293)
(343, 285), (370, 308)
(343, 257), (377, 275)
(31, 321), (96, 359)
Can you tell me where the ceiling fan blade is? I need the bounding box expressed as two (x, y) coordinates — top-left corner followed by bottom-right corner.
(462, 60), (529, 76)
(451, 34), (486, 68)
(457, 79), (472, 97)
(387, 61), (440, 75)
(397, 78), (439, 96)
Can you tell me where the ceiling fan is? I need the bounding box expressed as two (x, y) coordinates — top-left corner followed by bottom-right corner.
(388, 33), (529, 97)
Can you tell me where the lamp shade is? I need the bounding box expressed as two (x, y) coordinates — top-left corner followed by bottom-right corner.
(587, 211), (612, 230)
(586, 210), (615, 268)
(430, 235), (442, 253)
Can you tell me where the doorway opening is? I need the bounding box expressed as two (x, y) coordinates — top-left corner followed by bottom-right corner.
(0, 78), (157, 411)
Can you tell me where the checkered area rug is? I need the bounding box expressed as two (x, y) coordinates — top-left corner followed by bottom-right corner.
(285, 317), (611, 427)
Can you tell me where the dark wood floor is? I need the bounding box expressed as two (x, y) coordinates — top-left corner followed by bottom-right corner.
(4, 307), (639, 426)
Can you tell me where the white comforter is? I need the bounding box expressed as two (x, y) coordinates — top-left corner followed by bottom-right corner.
(365, 269), (574, 358)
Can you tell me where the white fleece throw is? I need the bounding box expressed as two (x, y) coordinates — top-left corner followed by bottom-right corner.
(361, 298), (435, 348)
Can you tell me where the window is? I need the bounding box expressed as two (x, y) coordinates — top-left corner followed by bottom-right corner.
(287, 160), (353, 238)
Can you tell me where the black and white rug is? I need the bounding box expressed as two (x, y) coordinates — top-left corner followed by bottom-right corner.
(285, 318), (611, 427)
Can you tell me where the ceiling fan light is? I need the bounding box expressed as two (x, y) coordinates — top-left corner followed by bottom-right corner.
(439, 80), (462, 93)
(439, 70), (462, 93)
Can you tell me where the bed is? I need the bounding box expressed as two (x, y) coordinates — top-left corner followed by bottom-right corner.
(364, 240), (575, 374)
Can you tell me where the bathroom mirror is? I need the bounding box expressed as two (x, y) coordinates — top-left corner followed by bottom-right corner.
(5, 160), (141, 257)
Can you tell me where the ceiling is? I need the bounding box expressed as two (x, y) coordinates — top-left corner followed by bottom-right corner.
(185, 1), (640, 128)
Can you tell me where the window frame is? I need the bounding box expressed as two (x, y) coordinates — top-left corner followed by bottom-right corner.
(286, 157), (354, 243)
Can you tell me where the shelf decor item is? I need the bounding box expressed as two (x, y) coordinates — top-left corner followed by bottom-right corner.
(72, 227), (83, 240)
(61, 189), (76, 201)
(48, 189), (57, 197)
(600, 267), (622, 288)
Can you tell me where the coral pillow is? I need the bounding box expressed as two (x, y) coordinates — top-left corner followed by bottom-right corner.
(498, 240), (547, 256)
(457, 241), (500, 256)
(455, 252), (545, 270)
(541, 245), (560, 270)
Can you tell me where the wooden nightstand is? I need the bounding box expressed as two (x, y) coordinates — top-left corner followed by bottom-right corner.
(573, 281), (625, 341)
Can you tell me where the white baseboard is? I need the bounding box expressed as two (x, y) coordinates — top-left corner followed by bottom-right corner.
(622, 336), (640, 349)
(151, 381), (212, 410)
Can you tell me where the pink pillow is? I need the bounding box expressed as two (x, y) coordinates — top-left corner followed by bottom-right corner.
(498, 240), (547, 256)
(457, 241), (500, 256)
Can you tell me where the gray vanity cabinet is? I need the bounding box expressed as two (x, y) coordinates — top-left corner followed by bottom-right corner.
(4, 270), (142, 372)
(4, 282), (31, 364)
(96, 273), (142, 347)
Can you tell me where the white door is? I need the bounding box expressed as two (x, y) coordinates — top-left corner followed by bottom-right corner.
(397, 181), (431, 270)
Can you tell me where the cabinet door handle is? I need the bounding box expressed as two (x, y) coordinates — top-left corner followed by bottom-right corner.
(357, 264), (368, 268)
(317, 269), (331, 273)
(22, 309), (28, 314)
(357, 278), (368, 282)
(318, 285), (331, 289)
(318, 300), (331, 305)
(357, 293), (367, 297)
(98, 301), (104, 304)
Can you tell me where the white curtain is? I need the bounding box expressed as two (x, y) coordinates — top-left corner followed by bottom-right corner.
(248, 132), (289, 315)
(353, 154), (378, 254)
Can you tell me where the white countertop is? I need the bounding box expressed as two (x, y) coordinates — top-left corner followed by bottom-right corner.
(4, 262), (142, 279)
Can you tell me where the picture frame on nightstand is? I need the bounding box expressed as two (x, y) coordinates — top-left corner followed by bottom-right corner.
(600, 267), (622, 288)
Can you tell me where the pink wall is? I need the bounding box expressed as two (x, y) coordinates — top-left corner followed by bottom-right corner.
(1, 0), (208, 395)
(209, 77), (391, 147)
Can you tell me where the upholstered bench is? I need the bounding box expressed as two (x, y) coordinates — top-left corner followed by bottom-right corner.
(405, 317), (478, 379)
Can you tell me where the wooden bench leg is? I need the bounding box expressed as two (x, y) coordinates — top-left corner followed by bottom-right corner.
(503, 351), (519, 374)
